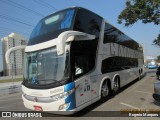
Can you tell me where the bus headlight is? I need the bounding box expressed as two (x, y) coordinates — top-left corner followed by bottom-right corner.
(50, 89), (74, 101)
(59, 103), (69, 110)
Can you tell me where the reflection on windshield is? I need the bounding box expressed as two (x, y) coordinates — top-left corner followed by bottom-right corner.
(30, 9), (75, 40)
(24, 48), (69, 85)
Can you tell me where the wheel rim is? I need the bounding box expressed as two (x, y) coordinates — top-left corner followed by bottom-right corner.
(101, 82), (109, 97)
(113, 78), (119, 92)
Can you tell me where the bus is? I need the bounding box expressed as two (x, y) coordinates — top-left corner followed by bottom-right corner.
(20, 7), (144, 114)
(146, 59), (158, 69)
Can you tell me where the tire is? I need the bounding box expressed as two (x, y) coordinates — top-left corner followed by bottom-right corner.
(138, 70), (141, 80)
(112, 77), (120, 94)
(101, 81), (110, 99)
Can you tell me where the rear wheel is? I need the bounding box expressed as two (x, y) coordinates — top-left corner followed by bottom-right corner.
(112, 77), (120, 94)
(138, 69), (141, 80)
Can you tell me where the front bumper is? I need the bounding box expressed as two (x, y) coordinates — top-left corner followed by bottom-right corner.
(22, 94), (77, 115)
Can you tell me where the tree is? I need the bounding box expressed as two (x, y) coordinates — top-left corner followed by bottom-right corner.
(118, 0), (160, 26)
(153, 33), (160, 47)
(157, 55), (160, 60)
(118, 0), (160, 46)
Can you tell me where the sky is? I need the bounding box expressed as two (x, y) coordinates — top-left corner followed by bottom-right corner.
(0, 0), (159, 71)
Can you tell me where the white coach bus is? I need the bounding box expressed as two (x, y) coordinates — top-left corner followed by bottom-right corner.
(21, 7), (144, 113)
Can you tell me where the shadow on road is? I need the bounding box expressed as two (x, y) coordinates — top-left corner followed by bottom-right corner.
(153, 101), (160, 107)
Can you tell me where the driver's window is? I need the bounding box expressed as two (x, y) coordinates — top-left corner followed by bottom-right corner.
(74, 55), (90, 77)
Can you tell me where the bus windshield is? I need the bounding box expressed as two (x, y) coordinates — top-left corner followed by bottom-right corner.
(24, 47), (69, 85)
(29, 9), (75, 43)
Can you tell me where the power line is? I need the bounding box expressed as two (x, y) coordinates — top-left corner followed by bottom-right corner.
(0, 30), (30, 39)
(0, 18), (33, 30)
(0, 5), (39, 23)
(0, 27), (30, 36)
(1, 0), (44, 17)
(34, 0), (58, 11)
(0, 14), (34, 27)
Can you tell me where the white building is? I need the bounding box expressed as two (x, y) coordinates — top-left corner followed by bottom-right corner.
(1, 33), (27, 76)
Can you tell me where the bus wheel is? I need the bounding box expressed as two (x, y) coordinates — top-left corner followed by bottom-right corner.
(138, 69), (141, 80)
(101, 81), (109, 99)
(113, 77), (120, 94)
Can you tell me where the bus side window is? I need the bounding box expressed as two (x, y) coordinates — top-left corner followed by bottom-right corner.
(74, 8), (102, 38)
(74, 55), (90, 78)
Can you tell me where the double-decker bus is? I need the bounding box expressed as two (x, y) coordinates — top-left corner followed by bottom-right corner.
(19, 7), (144, 114)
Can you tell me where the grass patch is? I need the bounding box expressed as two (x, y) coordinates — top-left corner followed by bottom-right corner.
(0, 78), (23, 83)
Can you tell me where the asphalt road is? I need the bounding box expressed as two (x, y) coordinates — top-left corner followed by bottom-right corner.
(0, 69), (160, 120)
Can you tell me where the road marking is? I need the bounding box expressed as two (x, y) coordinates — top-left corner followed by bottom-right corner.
(135, 90), (152, 94)
(120, 102), (140, 110)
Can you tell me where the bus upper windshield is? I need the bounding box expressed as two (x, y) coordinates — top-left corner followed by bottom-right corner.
(29, 9), (75, 45)
(24, 47), (69, 86)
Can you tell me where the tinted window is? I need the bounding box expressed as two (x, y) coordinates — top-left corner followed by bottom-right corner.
(103, 23), (118, 43)
(101, 57), (138, 74)
(28, 9), (76, 45)
(74, 8), (102, 38)
(103, 23), (139, 50)
(71, 40), (98, 79)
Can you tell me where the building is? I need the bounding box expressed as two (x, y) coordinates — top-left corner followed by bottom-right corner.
(1, 33), (27, 76)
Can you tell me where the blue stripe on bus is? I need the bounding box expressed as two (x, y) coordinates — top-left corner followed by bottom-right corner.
(64, 82), (76, 111)
(64, 82), (75, 92)
(65, 92), (76, 111)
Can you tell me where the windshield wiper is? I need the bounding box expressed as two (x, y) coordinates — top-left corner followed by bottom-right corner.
(38, 79), (63, 86)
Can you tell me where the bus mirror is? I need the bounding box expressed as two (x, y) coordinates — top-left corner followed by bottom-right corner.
(66, 34), (96, 42)
(5, 45), (26, 64)
(56, 31), (96, 55)
(74, 34), (96, 41)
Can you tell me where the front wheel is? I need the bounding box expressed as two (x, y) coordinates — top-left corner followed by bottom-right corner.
(101, 81), (110, 99)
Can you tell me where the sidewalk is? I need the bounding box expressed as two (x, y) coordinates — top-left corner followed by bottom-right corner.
(0, 81), (22, 96)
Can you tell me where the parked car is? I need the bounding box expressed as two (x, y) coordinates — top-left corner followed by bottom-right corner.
(156, 66), (160, 80)
(153, 81), (160, 102)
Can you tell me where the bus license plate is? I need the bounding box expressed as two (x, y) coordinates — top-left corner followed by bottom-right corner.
(34, 106), (43, 111)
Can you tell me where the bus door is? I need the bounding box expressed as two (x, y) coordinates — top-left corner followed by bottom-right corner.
(75, 76), (91, 107)
(74, 56), (92, 107)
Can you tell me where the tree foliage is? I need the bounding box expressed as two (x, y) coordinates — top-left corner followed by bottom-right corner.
(118, 0), (160, 47)
(157, 55), (160, 60)
(118, 0), (160, 26)
(153, 33), (160, 47)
